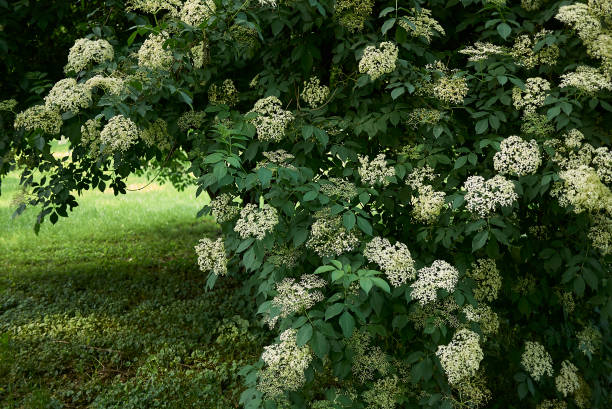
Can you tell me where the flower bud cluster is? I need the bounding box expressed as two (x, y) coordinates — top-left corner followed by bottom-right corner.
(44, 78), (92, 114)
(99, 115), (140, 153)
(14, 105), (63, 135)
(364, 237), (416, 286)
(358, 42), (398, 80)
(138, 32), (173, 70)
(208, 79), (238, 106)
(521, 341), (553, 381)
(178, 0), (215, 26)
(467, 258), (502, 302)
(398, 8), (445, 43)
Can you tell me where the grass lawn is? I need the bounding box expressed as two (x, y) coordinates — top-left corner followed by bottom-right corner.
(0, 158), (264, 408)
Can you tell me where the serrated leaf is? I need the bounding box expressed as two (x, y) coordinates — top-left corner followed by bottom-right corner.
(325, 303), (344, 320)
(497, 23), (512, 39)
(342, 211), (356, 230)
(314, 265), (336, 274)
(339, 311), (355, 338)
(311, 331), (330, 358)
(472, 230), (489, 252)
(296, 324), (313, 346)
(381, 18), (396, 35)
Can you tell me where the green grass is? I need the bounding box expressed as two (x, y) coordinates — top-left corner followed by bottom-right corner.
(0, 162), (265, 408)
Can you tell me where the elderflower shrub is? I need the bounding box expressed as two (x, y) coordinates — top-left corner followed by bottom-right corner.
(521, 341), (554, 381)
(44, 78), (92, 114)
(64, 38), (114, 73)
(5, 0), (612, 407)
(358, 42), (398, 80)
(436, 329), (483, 385)
(493, 135), (541, 177)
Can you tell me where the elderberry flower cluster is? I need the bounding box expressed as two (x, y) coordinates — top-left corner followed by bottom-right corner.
(521, 341), (554, 381)
(433, 76), (469, 105)
(436, 329), (484, 385)
(588, 213), (611, 255)
(593, 147), (612, 183)
(410, 260), (459, 305)
(234, 204), (278, 240)
(334, 0), (374, 32)
(177, 110), (206, 131)
(208, 79), (238, 106)
(406, 165), (437, 190)
(319, 178), (358, 201)
(347, 330), (390, 382)
(462, 175), (517, 217)
(511, 31), (559, 69)
(64, 38), (114, 73)
(555, 360), (580, 397)
(194, 237), (227, 276)
(0, 99), (17, 111)
(127, 0), (181, 14)
(85, 75), (124, 96)
(467, 258), (502, 302)
(407, 108), (442, 128)
(44, 78), (92, 114)
(301, 76), (330, 108)
(556, 4), (601, 45)
(258, 329), (313, 398)
(537, 400), (568, 409)
(306, 213), (360, 258)
(271, 274), (326, 322)
(248, 96), (294, 142)
(14, 105), (62, 134)
(80, 118), (102, 155)
(140, 118), (172, 151)
(559, 66), (612, 94)
(411, 185), (446, 224)
(512, 77), (551, 113)
(460, 42), (506, 62)
(552, 165), (612, 214)
(398, 8), (445, 43)
(138, 32), (173, 70)
(358, 154), (395, 186)
(463, 304), (499, 337)
(358, 42), (398, 80)
(362, 376), (401, 409)
(577, 324), (602, 355)
(494, 135), (541, 177)
(178, 0), (215, 26)
(191, 39), (210, 68)
(364, 237), (416, 286)
(258, 149), (296, 170)
(100, 115), (140, 153)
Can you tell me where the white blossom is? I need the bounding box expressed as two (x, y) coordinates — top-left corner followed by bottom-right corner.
(64, 38), (114, 73)
(44, 78), (92, 114)
(99, 115), (140, 153)
(410, 260), (459, 305)
(364, 237), (416, 286)
(494, 135), (541, 177)
(462, 174), (517, 217)
(436, 329), (484, 385)
(248, 96), (294, 142)
(521, 341), (553, 381)
(234, 204), (279, 240)
(358, 42), (398, 80)
(555, 360), (580, 397)
(194, 237), (227, 276)
(358, 154), (395, 187)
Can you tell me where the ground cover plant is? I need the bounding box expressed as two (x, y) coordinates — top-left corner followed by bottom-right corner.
(0, 155), (266, 408)
(1, 0), (611, 408)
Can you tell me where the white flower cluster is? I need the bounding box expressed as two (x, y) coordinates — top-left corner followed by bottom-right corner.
(347, 330), (390, 382)
(14, 105), (63, 135)
(334, 0), (374, 32)
(511, 31), (559, 68)
(138, 32), (173, 70)
(208, 79), (238, 106)
(179, 0), (215, 26)
(464, 304), (500, 337)
(248, 96), (294, 142)
(559, 65), (612, 94)
(127, 0), (182, 14)
(436, 329), (483, 385)
(319, 178), (358, 201)
(410, 260), (459, 305)
(411, 185), (446, 224)
(0, 99), (17, 111)
(521, 341), (554, 381)
(555, 360), (580, 397)
(44, 78), (92, 114)
(194, 237), (227, 276)
(191, 40), (209, 69)
(234, 204), (279, 240)
(358, 154), (395, 187)
(460, 42), (506, 62)
(552, 165), (612, 214)
(85, 75), (124, 96)
(537, 400), (568, 409)
(64, 38), (114, 73)
(99, 115), (140, 153)
(258, 329), (313, 398)
(259, 149), (296, 170)
(406, 165), (437, 190)
(545, 129), (594, 170)
(306, 214), (360, 258)
(512, 77), (551, 113)
(398, 8), (445, 43)
(301, 76), (330, 108)
(494, 135), (541, 177)
(462, 175), (517, 217)
(271, 274), (326, 323)
(577, 324), (602, 355)
(593, 147), (612, 184)
(364, 237), (416, 286)
(362, 376), (401, 409)
(140, 118), (172, 151)
(177, 110), (206, 131)
(209, 193), (240, 223)
(556, 4), (601, 46)
(257, 0), (278, 7)
(433, 76), (469, 105)
(467, 258), (502, 302)
(80, 118), (102, 156)
(358, 42), (398, 80)
(407, 108), (442, 128)
(588, 213), (612, 255)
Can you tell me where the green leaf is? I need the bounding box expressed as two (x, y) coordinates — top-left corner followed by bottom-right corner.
(370, 277), (391, 293)
(574, 276), (585, 296)
(311, 331), (330, 359)
(339, 311), (355, 338)
(237, 238), (255, 253)
(454, 156), (468, 170)
(356, 216), (373, 235)
(359, 277), (373, 293)
(497, 23), (512, 39)
(342, 211), (356, 230)
(547, 105), (561, 120)
(325, 303), (344, 320)
(296, 324), (313, 346)
(381, 18), (396, 35)
(359, 192), (370, 205)
(390, 87), (405, 100)
(472, 230), (489, 252)
(475, 118), (489, 134)
(314, 265), (336, 274)
(303, 190), (318, 201)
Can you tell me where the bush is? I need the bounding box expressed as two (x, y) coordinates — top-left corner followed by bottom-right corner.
(1, 0), (611, 408)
